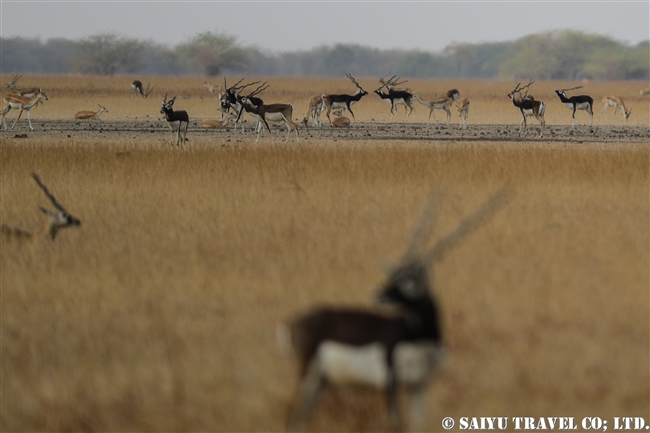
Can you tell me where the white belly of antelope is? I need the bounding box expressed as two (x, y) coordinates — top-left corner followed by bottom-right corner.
(316, 341), (445, 388)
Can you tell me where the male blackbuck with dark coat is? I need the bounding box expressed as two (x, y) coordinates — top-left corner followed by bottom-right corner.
(507, 80), (546, 138)
(281, 187), (513, 432)
(236, 96), (299, 144)
(2, 90), (48, 131)
(374, 76), (415, 119)
(601, 96), (632, 121)
(221, 77), (266, 132)
(554, 86), (594, 126)
(2, 173), (81, 241)
(322, 74), (368, 124)
(160, 93), (189, 147)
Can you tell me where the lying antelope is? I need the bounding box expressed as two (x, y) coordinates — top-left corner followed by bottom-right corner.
(282, 186), (513, 432)
(507, 80), (546, 138)
(456, 97), (470, 129)
(160, 93), (189, 146)
(2, 90), (48, 131)
(2, 173), (81, 241)
(322, 74), (368, 124)
(554, 86), (594, 126)
(601, 96), (631, 121)
(75, 105), (108, 121)
(237, 96), (299, 144)
(331, 116), (351, 128)
(200, 117), (231, 129)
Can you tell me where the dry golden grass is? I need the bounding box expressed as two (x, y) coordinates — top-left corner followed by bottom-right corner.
(2, 74), (649, 127)
(1, 75), (649, 432)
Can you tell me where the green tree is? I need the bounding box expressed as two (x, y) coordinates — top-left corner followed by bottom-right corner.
(177, 30), (250, 76)
(73, 33), (144, 75)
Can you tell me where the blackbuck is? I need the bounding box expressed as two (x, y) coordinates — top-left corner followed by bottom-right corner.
(322, 74), (368, 124)
(640, 89), (650, 96)
(411, 93), (454, 125)
(222, 77), (266, 132)
(374, 76), (415, 119)
(160, 93), (189, 146)
(281, 186), (513, 432)
(132, 80), (156, 98)
(554, 86), (594, 126)
(601, 96), (632, 121)
(507, 80), (546, 138)
(2, 90), (48, 131)
(5, 74), (42, 102)
(236, 96), (299, 144)
(2, 173), (81, 241)
(456, 97), (470, 129)
(75, 104), (108, 120)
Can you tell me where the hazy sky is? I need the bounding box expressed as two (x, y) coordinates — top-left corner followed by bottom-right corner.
(1, 1), (648, 53)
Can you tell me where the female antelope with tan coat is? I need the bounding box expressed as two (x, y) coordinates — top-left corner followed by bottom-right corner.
(2, 90), (48, 131)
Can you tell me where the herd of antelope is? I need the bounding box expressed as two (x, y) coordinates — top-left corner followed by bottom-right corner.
(1, 73), (643, 144)
(0, 72), (644, 432)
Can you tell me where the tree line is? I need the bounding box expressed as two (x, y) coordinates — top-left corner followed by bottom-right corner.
(1, 29), (648, 80)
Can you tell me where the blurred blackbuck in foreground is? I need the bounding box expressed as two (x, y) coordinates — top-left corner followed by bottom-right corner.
(2, 173), (81, 241)
(280, 186), (513, 432)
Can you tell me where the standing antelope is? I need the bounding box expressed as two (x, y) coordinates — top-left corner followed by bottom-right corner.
(322, 74), (368, 124)
(303, 95), (326, 127)
(75, 105), (108, 121)
(132, 80), (155, 98)
(222, 77), (266, 132)
(374, 76), (415, 119)
(601, 96), (632, 121)
(554, 86), (594, 126)
(2, 173), (81, 241)
(456, 97), (470, 129)
(5, 74), (42, 101)
(2, 90), (48, 131)
(507, 80), (546, 138)
(236, 96), (299, 144)
(282, 186), (513, 432)
(412, 93), (454, 125)
(160, 93), (189, 146)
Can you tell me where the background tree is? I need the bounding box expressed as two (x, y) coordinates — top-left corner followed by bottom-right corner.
(177, 30), (250, 76)
(73, 33), (144, 75)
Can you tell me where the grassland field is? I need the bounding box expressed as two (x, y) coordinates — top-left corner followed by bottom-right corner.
(1, 75), (649, 432)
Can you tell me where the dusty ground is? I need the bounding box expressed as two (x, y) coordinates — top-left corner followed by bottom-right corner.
(3, 118), (649, 146)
